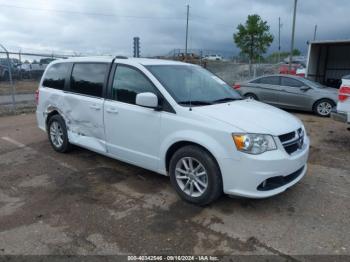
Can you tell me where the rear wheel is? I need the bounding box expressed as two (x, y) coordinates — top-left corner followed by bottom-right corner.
(169, 145), (222, 206)
(244, 93), (258, 100)
(313, 99), (335, 117)
(47, 115), (72, 153)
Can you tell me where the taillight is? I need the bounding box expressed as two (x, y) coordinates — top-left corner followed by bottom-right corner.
(233, 84), (241, 90)
(35, 89), (39, 105)
(339, 86), (350, 102)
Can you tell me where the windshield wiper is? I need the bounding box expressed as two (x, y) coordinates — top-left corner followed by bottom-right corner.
(212, 97), (241, 104)
(178, 100), (213, 106)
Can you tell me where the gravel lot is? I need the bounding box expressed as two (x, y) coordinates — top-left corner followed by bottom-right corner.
(0, 112), (349, 259)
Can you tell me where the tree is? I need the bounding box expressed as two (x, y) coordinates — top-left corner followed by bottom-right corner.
(234, 14), (274, 73)
(291, 49), (301, 56)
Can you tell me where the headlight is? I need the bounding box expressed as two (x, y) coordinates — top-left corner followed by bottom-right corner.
(232, 133), (277, 154)
(301, 124), (307, 137)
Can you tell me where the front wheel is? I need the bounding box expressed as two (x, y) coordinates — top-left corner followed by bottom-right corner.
(169, 145), (222, 206)
(313, 99), (335, 117)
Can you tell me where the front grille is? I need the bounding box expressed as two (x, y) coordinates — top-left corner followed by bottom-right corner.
(257, 166), (305, 191)
(278, 128), (304, 155)
(284, 143), (299, 154)
(279, 131), (295, 143)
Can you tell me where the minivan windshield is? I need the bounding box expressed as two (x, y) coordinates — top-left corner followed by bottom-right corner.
(146, 65), (242, 106)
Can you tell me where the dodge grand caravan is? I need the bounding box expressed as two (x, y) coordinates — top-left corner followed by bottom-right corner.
(36, 57), (309, 205)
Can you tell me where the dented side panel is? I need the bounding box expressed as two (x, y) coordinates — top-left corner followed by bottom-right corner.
(63, 92), (106, 153)
(37, 87), (107, 153)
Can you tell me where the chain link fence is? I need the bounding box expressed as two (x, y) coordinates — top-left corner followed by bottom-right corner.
(163, 48), (280, 84)
(0, 47), (74, 115)
(205, 61), (280, 85)
(0, 46), (280, 115)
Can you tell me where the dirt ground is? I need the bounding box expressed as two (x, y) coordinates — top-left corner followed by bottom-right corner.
(0, 80), (39, 95)
(0, 112), (349, 259)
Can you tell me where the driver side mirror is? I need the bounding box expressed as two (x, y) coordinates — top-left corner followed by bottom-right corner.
(136, 92), (159, 109)
(300, 86), (310, 91)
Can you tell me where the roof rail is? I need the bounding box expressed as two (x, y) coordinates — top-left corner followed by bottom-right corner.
(114, 55), (128, 59)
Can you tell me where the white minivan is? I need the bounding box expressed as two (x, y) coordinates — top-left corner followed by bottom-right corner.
(36, 57), (309, 205)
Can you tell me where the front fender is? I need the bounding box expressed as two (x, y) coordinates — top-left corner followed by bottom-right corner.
(159, 129), (235, 174)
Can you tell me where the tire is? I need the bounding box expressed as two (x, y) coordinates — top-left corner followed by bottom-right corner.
(169, 145), (222, 206)
(244, 93), (258, 100)
(313, 99), (335, 117)
(47, 114), (72, 153)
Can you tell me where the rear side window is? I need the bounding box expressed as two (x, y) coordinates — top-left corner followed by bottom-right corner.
(259, 76), (280, 85)
(43, 63), (69, 90)
(250, 78), (260, 84)
(112, 65), (157, 104)
(281, 77), (303, 88)
(70, 63), (108, 97)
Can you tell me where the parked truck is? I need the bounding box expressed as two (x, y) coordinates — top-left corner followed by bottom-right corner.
(26, 58), (56, 79)
(306, 40), (350, 88)
(0, 58), (21, 81)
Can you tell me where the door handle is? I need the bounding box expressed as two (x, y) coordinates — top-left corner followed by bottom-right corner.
(90, 105), (101, 110)
(106, 108), (118, 114)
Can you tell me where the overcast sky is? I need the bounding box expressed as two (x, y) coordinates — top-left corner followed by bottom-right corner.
(0, 0), (349, 58)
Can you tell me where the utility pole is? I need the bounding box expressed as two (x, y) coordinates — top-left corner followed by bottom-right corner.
(185, 4), (189, 60)
(289, 0), (298, 72)
(313, 24), (318, 40)
(278, 17), (281, 63)
(133, 37), (140, 58)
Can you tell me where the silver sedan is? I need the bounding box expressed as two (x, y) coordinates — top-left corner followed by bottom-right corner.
(235, 75), (338, 116)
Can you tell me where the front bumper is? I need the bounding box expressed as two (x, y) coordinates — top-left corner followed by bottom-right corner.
(219, 135), (309, 198)
(331, 110), (349, 123)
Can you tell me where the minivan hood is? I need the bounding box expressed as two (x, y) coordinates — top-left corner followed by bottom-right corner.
(194, 100), (302, 135)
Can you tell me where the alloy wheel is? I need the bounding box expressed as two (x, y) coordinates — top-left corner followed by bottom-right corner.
(175, 157), (208, 197)
(50, 121), (64, 148)
(317, 101), (332, 116)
